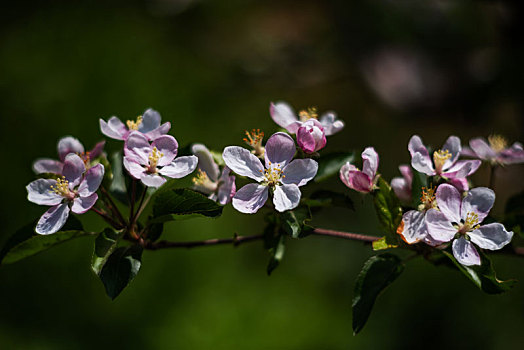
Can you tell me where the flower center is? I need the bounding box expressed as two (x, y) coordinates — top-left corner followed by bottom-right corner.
(488, 134), (507, 153)
(418, 186), (437, 211)
(243, 129), (265, 157)
(192, 169), (217, 192)
(262, 161), (285, 187)
(298, 107), (318, 122)
(126, 115), (143, 131)
(78, 151), (91, 167)
(458, 211), (480, 234)
(147, 147), (164, 173)
(433, 149), (451, 173)
(50, 176), (75, 200)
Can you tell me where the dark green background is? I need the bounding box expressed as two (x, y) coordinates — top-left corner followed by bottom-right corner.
(1, 1), (524, 349)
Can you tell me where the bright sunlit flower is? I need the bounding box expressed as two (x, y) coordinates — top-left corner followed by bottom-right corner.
(462, 135), (524, 165)
(223, 132), (318, 213)
(339, 147), (379, 193)
(425, 184), (513, 266)
(27, 154), (104, 235)
(100, 108), (171, 141)
(123, 131), (198, 188)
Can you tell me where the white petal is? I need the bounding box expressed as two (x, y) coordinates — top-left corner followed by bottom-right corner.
(270, 101), (299, 131)
(319, 112), (344, 136)
(452, 237), (481, 266)
(159, 156), (198, 179)
(141, 173), (167, 188)
(469, 223), (513, 250)
(272, 184), (301, 212)
(425, 208), (457, 243)
(27, 179), (63, 206)
(361, 147), (379, 179)
(232, 183), (268, 214)
(281, 159), (318, 187)
(71, 193), (98, 214)
(36, 203), (71, 235)
(399, 210), (427, 244)
(435, 184), (462, 223)
(222, 146), (264, 181)
(192, 143), (219, 181)
(460, 187), (495, 223)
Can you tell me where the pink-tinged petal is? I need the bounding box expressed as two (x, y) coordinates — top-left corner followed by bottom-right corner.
(100, 117), (126, 140)
(498, 142), (524, 164)
(447, 177), (469, 192)
(124, 157), (146, 179)
(265, 132), (296, 168)
(391, 177), (411, 203)
(77, 164), (104, 197)
(362, 147), (379, 179)
(152, 135), (178, 166)
(125, 131), (151, 165)
(348, 171), (373, 193)
(145, 122), (171, 141)
(443, 160), (481, 178)
(319, 112), (344, 136)
(423, 234), (446, 247)
(222, 146), (264, 182)
(232, 183), (268, 214)
(89, 140), (106, 159)
(339, 162), (357, 188)
(399, 165), (412, 184)
(192, 143), (220, 182)
(297, 119), (326, 153)
(71, 193), (98, 214)
(469, 223), (513, 250)
(273, 184), (301, 212)
(399, 210), (427, 244)
(32, 158), (63, 174)
(139, 108), (161, 133)
(426, 208), (457, 243)
(408, 135), (429, 158)
(57, 136), (85, 161)
(460, 146), (477, 158)
(460, 187), (494, 223)
(217, 167), (236, 205)
(159, 156), (198, 179)
(469, 138), (496, 160)
(452, 237), (481, 266)
(27, 179), (63, 206)
(435, 184), (462, 223)
(36, 203), (70, 235)
(270, 102), (299, 132)
(297, 126), (317, 154)
(62, 154), (86, 186)
(140, 173), (167, 188)
(441, 135), (461, 169)
(281, 159), (318, 187)
(411, 152), (435, 176)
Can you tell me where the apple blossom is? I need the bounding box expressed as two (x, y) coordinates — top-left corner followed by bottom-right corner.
(297, 119), (327, 154)
(391, 165), (412, 203)
(100, 108), (171, 141)
(462, 135), (524, 165)
(339, 147), (379, 193)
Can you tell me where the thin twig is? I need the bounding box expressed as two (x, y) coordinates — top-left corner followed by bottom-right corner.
(311, 228), (379, 243)
(100, 186), (127, 226)
(143, 234), (263, 250)
(91, 207), (124, 229)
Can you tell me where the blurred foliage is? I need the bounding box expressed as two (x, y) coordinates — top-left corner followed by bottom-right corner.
(1, 0), (524, 349)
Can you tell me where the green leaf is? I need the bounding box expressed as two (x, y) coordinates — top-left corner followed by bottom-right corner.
(410, 168), (428, 207)
(0, 216), (89, 265)
(371, 236), (398, 251)
(150, 188), (223, 223)
(210, 150), (225, 167)
(91, 228), (121, 275)
(303, 190), (354, 211)
(281, 207), (312, 239)
(442, 251), (516, 294)
(315, 152), (354, 182)
(372, 177), (402, 244)
(267, 234), (286, 276)
(352, 254), (404, 334)
(109, 151), (128, 204)
(99, 244), (143, 300)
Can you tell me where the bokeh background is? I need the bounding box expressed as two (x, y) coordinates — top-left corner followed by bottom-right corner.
(1, 0), (524, 349)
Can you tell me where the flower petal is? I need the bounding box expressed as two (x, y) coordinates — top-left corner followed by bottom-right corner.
(222, 146), (264, 181)
(443, 160), (481, 179)
(399, 210), (427, 244)
(232, 183), (268, 214)
(36, 203), (70, 235)
(408, 136), (435, 175)
(265, 132), (296, 168)
(159, 156), (198, 179)
(89, 141), (106, 159)
(348, 171), (373, 193)
(441, 135), (461, 169)
(124, 157), (146, 179)
(452, 237), (481, 266)
(192, 143), (219, 182)
(435, 184), (462, 223)
(62, 153), (86, 186)
(391, 177), (411, 203)
(100, 117), (126, 140)
(216, 167), (236, 205)
(281, 159), (318, 187)
(270, 101), (300, 133)
(57, 136), (85, 161)
(447, 177), (469, 192)
(125, 131), (151, 165)
(27, 179), (63, 205)
(77, 164), (104, 197)
(296, 126), (317, 154)
(32, 158), (63, 174)
(139, 108), (161, 133)
(140, 173), (167, 188)
(273, 184), (301, 212)
(399, 165), (412, 184)
(469, 223), (513, 250)
(499, 142), (524, 164)
(460, 187), (495, 223)
(71, 193), (98, 214)
(339, 162), (357, 188)
(319, 112), (344, 136)
(469, 138), (496, 160)
(362, 147), (379, 179)
(145, 122), (171, 141)
(425, 208), (457, 242)
(152, 135), (178, 166)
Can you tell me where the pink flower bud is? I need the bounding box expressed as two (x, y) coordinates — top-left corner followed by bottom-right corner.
(296, 119), (327, 154)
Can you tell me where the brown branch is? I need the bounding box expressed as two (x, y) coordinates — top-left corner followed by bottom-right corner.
(142, 233), (264, 250)
(311, 228), (379, 243)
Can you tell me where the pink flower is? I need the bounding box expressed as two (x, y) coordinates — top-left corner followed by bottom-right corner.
(123, 131), (198, 188)
(391, 165), (412, 203)
(33, 136), (105, 175)
(223, 132), (318, 213)
(339, 147), (379, 193)
(462, 135), (524, 165)
(296, 119), (327, 154)
(191, 144), (236, 205)
(409, 135), (480, 190)
(100, 108), (171, 141)
(27, 154), (105, 234)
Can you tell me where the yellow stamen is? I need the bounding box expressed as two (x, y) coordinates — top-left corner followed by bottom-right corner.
(298, 107), (318, 122)
(126, 115), (143, 130)
(192, 169), (209, 186)
(50, 176), (72, 198)
(243, 129), (265, 157)
(433, 149), (452, 173)
(263, 165), (284, 186)
(418, 186), (437, 211)
(78, 151), (91, 166)
(148, 147), (164, 172)
(460, 211), (480, 233)
(488, 134), (508, 153)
